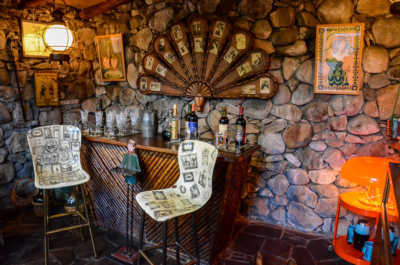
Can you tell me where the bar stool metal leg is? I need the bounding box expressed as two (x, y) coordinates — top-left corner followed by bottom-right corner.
(138, 209), (145, 265)
(174, 218), (180, 265)
(162, 221), (168, 265)
(80, 184), (97, 258)
(43, 189), (49, 265)
(191, 214), (200, 265)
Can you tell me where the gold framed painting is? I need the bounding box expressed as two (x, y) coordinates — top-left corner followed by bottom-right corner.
(34, 71), (59, 107)
(314, 23), (364, 95)
(95, 33), (126, 82)
(21, 20), (52, 58)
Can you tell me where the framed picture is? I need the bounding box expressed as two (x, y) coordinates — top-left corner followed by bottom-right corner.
(34, 71), (59, 106)
(314, 23), (364, 95)
(21, 20), (52, 58)
(95, 33), (126, 82)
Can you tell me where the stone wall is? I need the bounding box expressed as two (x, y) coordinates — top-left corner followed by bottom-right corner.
(0, 0), (399, 235)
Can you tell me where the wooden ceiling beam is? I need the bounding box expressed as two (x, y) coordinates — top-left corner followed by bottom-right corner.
(21, 0), (51, 8)
(79, 0), (130, 19)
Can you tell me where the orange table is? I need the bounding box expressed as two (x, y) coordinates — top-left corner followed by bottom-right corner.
(333, 191), (400, 265)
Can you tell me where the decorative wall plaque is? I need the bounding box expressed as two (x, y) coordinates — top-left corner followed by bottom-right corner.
(137, 16), (278, 100)
(314, 23), (364, 95)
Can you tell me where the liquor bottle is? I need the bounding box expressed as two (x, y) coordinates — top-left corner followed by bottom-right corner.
(218, 106), (229, 145)
(235, 105), (246, 147)
(184, 104), (192, 140)
(170, 104), (180, 142)
(187, 103), (198, 139)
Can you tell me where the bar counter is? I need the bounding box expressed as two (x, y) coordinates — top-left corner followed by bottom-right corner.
(81, 134), (259, 264)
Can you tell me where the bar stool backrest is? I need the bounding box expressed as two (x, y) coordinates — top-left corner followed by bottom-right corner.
(175, 140), (218, 206)
(27, 125), (89, 189)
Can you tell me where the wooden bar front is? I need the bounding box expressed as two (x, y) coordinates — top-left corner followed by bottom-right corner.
(81, 135), (258, 264)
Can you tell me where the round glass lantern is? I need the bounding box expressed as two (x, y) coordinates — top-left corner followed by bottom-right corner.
(43, 24), (74, 52)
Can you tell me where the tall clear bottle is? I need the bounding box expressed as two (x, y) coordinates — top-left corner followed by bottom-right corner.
(170, 104), (180, 143)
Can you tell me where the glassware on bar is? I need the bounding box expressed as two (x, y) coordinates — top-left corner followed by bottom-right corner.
(80, 110), (89, 136)
(130, 108), (140, 135)
(141, 110), (155, 138)
(116, 111), (128, 137)
(95, 111), (104, 136)
(105, 111), (116, 138)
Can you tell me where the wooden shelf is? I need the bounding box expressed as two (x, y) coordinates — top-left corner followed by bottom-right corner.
(334, 236), (400, 265)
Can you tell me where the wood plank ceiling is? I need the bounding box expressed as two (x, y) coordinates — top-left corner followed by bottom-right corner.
(21, 0), (131, 19)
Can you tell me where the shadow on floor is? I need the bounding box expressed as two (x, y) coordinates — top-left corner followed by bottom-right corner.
(216, 222), (352, 265)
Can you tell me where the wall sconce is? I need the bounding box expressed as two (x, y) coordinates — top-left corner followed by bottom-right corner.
(44, 23), (74, 62)
(390, 0), (400, 15)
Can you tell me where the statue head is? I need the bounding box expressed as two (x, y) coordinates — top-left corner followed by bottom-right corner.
(128, 139), (136, 154)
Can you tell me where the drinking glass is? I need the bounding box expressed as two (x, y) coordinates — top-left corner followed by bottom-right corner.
(130, 109), (140, 134)
(116, 112), (128, 137)
(105, 111), (116, 138)
(80, 110), (89, 136)
(95, 111), (104, 136)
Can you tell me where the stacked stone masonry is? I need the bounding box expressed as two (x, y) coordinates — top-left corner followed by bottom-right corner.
(0, 0), (399, 236)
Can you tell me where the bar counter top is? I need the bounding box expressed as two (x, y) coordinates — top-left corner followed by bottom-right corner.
(84, 134), (259, 162)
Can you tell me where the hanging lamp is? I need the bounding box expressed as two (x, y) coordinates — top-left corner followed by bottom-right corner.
(44, 6), (74, 62)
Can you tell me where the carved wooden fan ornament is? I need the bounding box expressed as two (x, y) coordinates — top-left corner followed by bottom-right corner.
(137, 16), (278, 110)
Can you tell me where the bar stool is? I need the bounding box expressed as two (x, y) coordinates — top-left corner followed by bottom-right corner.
(27, 125), (97, 265)
(135, 140), (218, 265)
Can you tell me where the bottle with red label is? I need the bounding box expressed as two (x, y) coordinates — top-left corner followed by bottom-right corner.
(235, 105), (246, 147)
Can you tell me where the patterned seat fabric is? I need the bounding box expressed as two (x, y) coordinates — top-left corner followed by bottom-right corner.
(27, 125), (90, 189)
(136, 140), (218, 222)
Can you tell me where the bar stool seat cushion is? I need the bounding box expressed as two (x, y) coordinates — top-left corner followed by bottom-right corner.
(27, 125), (90, 189)
(136, 140), (218, 222)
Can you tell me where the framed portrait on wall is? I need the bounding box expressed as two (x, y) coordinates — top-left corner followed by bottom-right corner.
(314, 23), (364, 95)
(95, 33), (126, 82)
(34, 71), (59, 106)
(21, 20), (52, 58)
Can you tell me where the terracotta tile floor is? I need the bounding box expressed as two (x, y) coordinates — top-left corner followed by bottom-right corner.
(217, 222), (352, 265)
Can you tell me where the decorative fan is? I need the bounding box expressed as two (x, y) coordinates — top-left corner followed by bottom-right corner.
(137, 16), (278, 107)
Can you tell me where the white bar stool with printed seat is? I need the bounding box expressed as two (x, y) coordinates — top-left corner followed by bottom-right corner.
(135, 140), (218, 265)
(27, 125), (97, 265)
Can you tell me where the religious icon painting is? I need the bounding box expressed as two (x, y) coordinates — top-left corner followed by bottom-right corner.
(260, 77), (271, 94)
(145, 56), (154, 70)
(224, 46), (238, 63)
(194, 37), (203, 53)
(172, 25), (183, 41)
(155, 64), (167, 77)
(192, 21), (201, 35)
(213, 21), (225, 38)
(209, 40), (219, 55)
(140, 77), (147, 91)
(34, 71), (59, 107)
(314, 23), (364, 95)
(178, 41), (189, 56)
(150, 82), (161, 92)
(242, 84), (256, 95)
(236, 33), (246, 50)
(95, 33), (126, 82)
